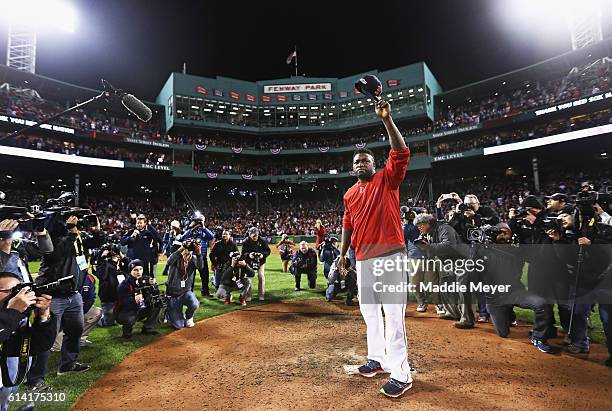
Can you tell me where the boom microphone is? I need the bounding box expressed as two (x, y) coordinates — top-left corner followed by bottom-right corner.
(101, 79), (153, 122)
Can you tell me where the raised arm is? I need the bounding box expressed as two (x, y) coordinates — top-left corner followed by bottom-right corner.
(376, 100), (406, 151)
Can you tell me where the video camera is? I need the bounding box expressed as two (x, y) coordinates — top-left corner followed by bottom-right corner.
(466, 225), (501, 244)
(0, 191), (97, 235)
(575, 183), (612, 218)
(542, 214), (563, 232)
(135, 278), (169, 309)
(9, 275), (74, 315)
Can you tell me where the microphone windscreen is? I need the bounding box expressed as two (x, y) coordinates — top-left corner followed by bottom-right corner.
(121, 94), (153, 122)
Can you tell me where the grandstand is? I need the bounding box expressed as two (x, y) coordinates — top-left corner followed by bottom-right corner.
(0, 38), (610, 221)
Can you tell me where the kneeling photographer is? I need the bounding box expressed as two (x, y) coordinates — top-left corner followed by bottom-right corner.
(318, 237), (340, 279)
(0, 272), (56, 410)
(471, 224), (553, 354)
(114, 260), (163, 339)
(546, 203), (612, 358)
(165, 239), (203, 329)
(217, 252), (255, 306)
(325, 256), (357, 305)
(290, 241), (318, 291)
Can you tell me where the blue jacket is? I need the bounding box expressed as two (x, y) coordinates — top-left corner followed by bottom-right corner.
(292, 249), (317, 272)
(80, 273), (96, 314)
(403, 223), (423, 258)
(120, 226), (162, 263)
(181, 226), (214, 256)
(115, 275), (140, 313)
(319, 246), (340, 265)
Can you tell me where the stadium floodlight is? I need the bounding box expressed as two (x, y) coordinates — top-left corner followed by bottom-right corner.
(0, 0), (77, 73)
(499, 0), (604, 50)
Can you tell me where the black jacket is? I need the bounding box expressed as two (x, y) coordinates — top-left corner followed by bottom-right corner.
(241, 237), (271, 265)
(220, 262), (255, 287)
(94, 257), (129, 303)
(0, 310), (57, 356)
(37, 230), (105, 296)
(209, 239), (238, 268)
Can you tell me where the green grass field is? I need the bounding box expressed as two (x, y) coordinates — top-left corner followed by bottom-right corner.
(11, 254), (607, 410)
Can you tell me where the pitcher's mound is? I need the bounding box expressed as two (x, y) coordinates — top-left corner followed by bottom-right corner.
(74, 300), (612, 410)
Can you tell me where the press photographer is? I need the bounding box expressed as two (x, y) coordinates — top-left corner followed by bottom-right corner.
(402, 205), (442, 314)
(318, 237), (340, 279)
(509, 194), (568, 339)
(413, 214), (474, 328)
(545, 204), (612, 360)
(165, 239), (202, 329)
(0, 219), (53, 282)
(436, 193), (499, 242)
(217, 252), (255, 306)
(92, 242), (129, 326)
(120, 214), (162, 278)
(181, 214), (214, 297)
(242, 227), (271, 301)
(209, 230), (238, 292)
(114, 260), (162, 339)
(470, 223), (553, 354)
(290, 241), (318, 291)
(25, 211), (105, 391)
(325, 256), (357, 305)
(276, 234), (295, 273)
(0, 272), (56, 411)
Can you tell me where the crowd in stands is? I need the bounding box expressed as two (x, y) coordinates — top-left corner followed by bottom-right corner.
(435, 57), (611, 130)
(432, 107), (612, 155)
(1, 134), (170, 165)
(0, 86), (162, 140)
(2, 56), (608, 157)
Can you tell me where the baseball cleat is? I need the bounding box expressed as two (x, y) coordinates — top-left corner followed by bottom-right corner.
(380, 378), (412, 398)
(358, 359), (386, 378)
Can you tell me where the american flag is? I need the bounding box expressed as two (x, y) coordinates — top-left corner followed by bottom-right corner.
(276, 95), (287, 102)
(245, 93), (256, 102)
(261, 95), (272, 102)
(286, 50), (297, 64)
(323, 93), (333, 100)
(213, 89), (223, 97)
(307, 94), (316, 100)
(339, 91), (348, 98)
(293, 95), (302, 101)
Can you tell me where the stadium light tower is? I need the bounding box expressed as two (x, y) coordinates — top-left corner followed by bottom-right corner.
(563, 0), (604, 50)
(1, 0), (76, 73)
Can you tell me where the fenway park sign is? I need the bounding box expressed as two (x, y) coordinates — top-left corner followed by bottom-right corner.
(263, 83), (332, 94)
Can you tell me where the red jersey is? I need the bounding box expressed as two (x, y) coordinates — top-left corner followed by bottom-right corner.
(342, 148), (410, 261)
(314, 226), (326, 247)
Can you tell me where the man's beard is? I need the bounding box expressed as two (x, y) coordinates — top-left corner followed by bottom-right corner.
(356, 169), (374, 181)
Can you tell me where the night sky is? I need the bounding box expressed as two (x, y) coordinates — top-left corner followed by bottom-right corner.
(1, 0), (611, 100)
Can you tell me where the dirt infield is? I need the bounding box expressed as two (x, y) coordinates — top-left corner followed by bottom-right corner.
(74, 300), (611, 410)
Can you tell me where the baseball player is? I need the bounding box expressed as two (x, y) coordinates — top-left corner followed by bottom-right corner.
(338, 99), (412, 398)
